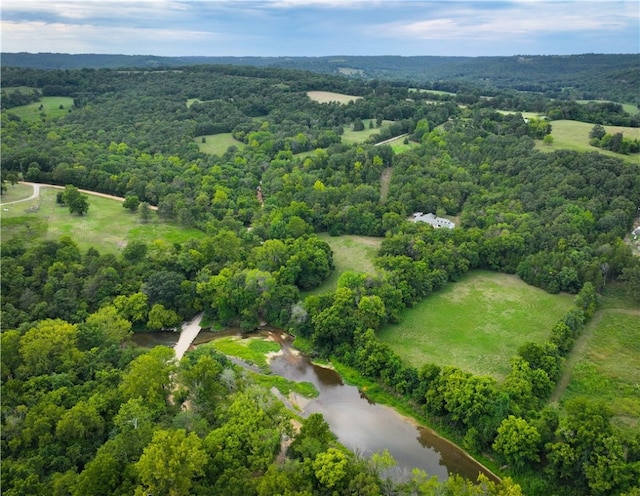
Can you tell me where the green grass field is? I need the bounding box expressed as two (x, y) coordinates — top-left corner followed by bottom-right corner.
(378, 271), (575, 379)
(5, 96), (75, 121)
(194, 133), (245, 155)
(304, 233), (382, 296)
(1, 185), (205, 254)
(208, 336), (280, 370)
(0, 183), (33, 204)
(341, 119), (394, 145)
(560, 309), (640, 437)
(534, 120), (640, 164)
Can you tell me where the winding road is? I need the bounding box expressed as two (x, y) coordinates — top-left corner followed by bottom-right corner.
(1, 182), (41, 206)
(1, 182), (158, 210)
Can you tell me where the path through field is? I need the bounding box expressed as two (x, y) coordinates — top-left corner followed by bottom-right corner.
(5, 182), (158, 210)
(550, 307), (640, 403)
(174, 312), (204, 361)
(0, 183), (40, 206)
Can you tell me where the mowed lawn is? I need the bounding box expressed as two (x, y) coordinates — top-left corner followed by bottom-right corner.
(561, 310), (640, 437)
(1, 185), (205, 254)
(194, 133), (245, 155)
(342, 119), (395, 145)
(378, 271), (575, 379)
(304, 233), (382, 296)
(535, 120), (640, 164)
(5, 96), (75, 121)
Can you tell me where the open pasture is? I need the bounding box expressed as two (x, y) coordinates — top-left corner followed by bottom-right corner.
(560, 309), (640, 437)
(307, 91), (362, 104)
(194, 133), (245, 155)
(1, 185), (204, 254)
(304, 233), (381, 295)
(534, 119), (640, 164)
(5, 96), (75, 121)
(378, 271), (575, 380)
(341, 119), (394, 145)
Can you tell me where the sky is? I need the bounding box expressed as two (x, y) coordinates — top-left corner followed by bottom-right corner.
(1, 0), (639, 57)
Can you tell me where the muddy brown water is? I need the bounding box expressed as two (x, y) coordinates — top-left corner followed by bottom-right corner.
(131, 329), (497, 482)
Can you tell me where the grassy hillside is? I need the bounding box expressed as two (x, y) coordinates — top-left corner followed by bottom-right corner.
(378, 271), (575, 380)
(1, 185), (205, 254)
(535, 120), (640, 164)
(5, 96), (75, 121)
(304, 233), (381, 296)
(561, 310), (640, 437)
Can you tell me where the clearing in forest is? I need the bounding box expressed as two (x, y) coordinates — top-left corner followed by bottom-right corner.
(555, 308), (640, 438)
(194, 133), (245, 155)
(534, 119), (640, 164)
(304, 233), (382, 296)
(341, 119), (394, 145)
(0, 185), (204, 254)
(5, 96), (75, 121)
(306, 91), (362, 104)
(378, 271), (575, 380)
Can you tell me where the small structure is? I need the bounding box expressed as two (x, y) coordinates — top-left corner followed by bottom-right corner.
(411, 212), (455, 229)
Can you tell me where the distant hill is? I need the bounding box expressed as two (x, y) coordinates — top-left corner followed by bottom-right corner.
(2, 52), (639, 103)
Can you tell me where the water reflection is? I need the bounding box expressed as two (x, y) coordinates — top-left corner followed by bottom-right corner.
(131, 328), (496, 482)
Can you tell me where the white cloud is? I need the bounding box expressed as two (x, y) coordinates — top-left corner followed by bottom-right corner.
(1, 19), (224, 55)
(372, 2), (638, 41)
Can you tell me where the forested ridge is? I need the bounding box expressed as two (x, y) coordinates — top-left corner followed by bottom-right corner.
(2, 63), (640, 495)
(3, 52), (639, 105)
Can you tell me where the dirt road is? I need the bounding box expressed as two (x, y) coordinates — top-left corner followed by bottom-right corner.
(3, 182), (158, 210)
(1, 183), (41, 206)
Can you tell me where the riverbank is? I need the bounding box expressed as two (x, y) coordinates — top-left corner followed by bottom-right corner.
(329, 358), (503, 484)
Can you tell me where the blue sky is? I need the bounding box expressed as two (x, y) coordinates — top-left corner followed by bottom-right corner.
(2, 1), (638, 57)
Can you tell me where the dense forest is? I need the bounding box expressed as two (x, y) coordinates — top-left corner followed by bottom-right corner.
(3, 52), (639, 105)
(2, 61), (640, 495)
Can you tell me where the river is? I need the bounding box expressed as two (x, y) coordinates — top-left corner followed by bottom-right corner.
(131, 329), (497, 482)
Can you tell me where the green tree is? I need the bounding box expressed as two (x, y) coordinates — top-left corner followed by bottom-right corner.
(61, 185), (89, 215)
(138, 201), (151, 223)
(123, 194), (140, 212)
(113, 292), (149, 324)
(120, 346), (175, 412)
(621, 264), (640, 303)
(81, 305), (132, 347)
(313, 448), (350, 490)
(134, 429), (207, 496)
(493, 415), (541, 471)
(18, 319), (81, 376)
(147, 303), (182, 330)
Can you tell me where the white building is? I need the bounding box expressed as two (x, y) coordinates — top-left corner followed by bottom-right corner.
(411, 212), (455, 229)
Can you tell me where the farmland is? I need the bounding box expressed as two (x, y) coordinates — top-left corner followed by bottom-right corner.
(306, 90), (362, 104)
(378, 271), (575, 379)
